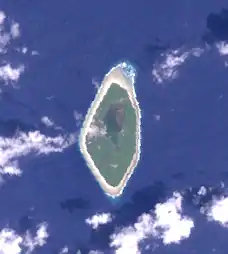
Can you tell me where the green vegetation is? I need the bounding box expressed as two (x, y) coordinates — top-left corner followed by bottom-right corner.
(85, 83), (137, 187)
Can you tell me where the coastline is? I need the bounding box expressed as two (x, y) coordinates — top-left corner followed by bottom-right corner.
(79, 62), (141, 198)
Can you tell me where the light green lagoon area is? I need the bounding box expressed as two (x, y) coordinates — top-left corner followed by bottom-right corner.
(85, 83), (137, 187)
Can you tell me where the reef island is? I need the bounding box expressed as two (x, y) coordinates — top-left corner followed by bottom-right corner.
(79, 62), (141, 198)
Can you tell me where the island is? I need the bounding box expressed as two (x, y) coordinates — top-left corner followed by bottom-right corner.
(79, 62), (141, 198)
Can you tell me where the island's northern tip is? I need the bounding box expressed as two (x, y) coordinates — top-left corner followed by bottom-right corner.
(79, 61), (141, 198)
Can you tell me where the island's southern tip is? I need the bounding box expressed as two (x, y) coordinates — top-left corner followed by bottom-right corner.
(79, 61), (141, 198)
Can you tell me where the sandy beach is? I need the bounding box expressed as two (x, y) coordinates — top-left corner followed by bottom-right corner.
(79, 62), (141, 198)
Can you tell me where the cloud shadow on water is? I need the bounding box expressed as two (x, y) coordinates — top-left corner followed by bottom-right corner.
(202, 8), (228, 43)
(60, 197), (90, 213)
(89, 181), (167, 251)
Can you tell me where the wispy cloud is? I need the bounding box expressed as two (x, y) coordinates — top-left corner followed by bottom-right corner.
(73, 110), (83, 127)
(0, 130), (77, 181)
(152, 47), (204, 84)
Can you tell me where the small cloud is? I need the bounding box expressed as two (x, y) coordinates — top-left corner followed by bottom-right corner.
(215, 41), (228, 67)
(21, 47), (28, 54)
(59, 246), (69, 254)
(86, 213), (113, 230)
(190, 47), (205, 57)
(204, 196), (228, 228)
(10, 22), (20, 39)
(15, 47), (39, 56)
(86, 120), (107, 141)
(92, 77), (100, 90)
(23, 222), (48, 252)
(41, 116), (63, 131)
(0, 161), (22, 177)
(0, 222), (48, 254)
(0, 11), (6, 26)
(153, 114), (160, 121)
(0, 64), (25, 84)
(31, 50), (39, 56)
(110, 215), (151, 254)
(0, 11), (9, 53)
(41, 116), (54, 127)
(110, 192), (194, 254)
(0, 228), (23, 254)
(34, 223), (48, 246)
(152, 49), (189, 84)
(217, 42), (228, 55)
(152, 192), (194, 245)
(152, 47), (204, 84)
(0, 11), (21, 54)
(73, 110), (83, 127)
(15, 47), (28, 54)
(0, 10), (38, 86)
(88, 250), (103, 254)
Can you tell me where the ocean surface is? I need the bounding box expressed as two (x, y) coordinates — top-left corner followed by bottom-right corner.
(1, 0), (228, 253)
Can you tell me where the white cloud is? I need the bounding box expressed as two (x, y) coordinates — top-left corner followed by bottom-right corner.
(41, 116), (63, 131)
(215, 42), (228, 67)
(31, 50), (39, 56)
(0, 222), (48, 254)
(73, 110), (83, 127)
(86, 213), (113, 230)
(204, 196), (228, 228)
(10, 22), (20, 39)
(15, 47), (28, 54)
(0, 11), (10, 54)
(92, 77), (100, 90)
(0, 11), (6, 25)
(23, 222), (48, 252)
(59, 246), (69, 253)
(0, 64), (25, 84)
(88, 250), (103, 254)
(110, 192), (194, 254)
(16, 47), (39, 56)
(0, 11), (25, 84)
(86, 120), (107, 142)
(41, 116), (55, 127)
(152, 47), (204, 84)
(0, 11), (20, 54)
(33, 222), (48, 247)
(0, 229), (22, 254)
(0, 130), (77, 180)
(110, 215), (151, 254)
(216, 41), (228, 56)
(0, 10), (38, 85)
(0, 161), (22, 176)
(152, 192), (194, 245)
(152, 49), (189, 84)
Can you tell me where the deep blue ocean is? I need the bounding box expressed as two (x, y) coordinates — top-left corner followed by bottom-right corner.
(1, 0), (228, 253)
